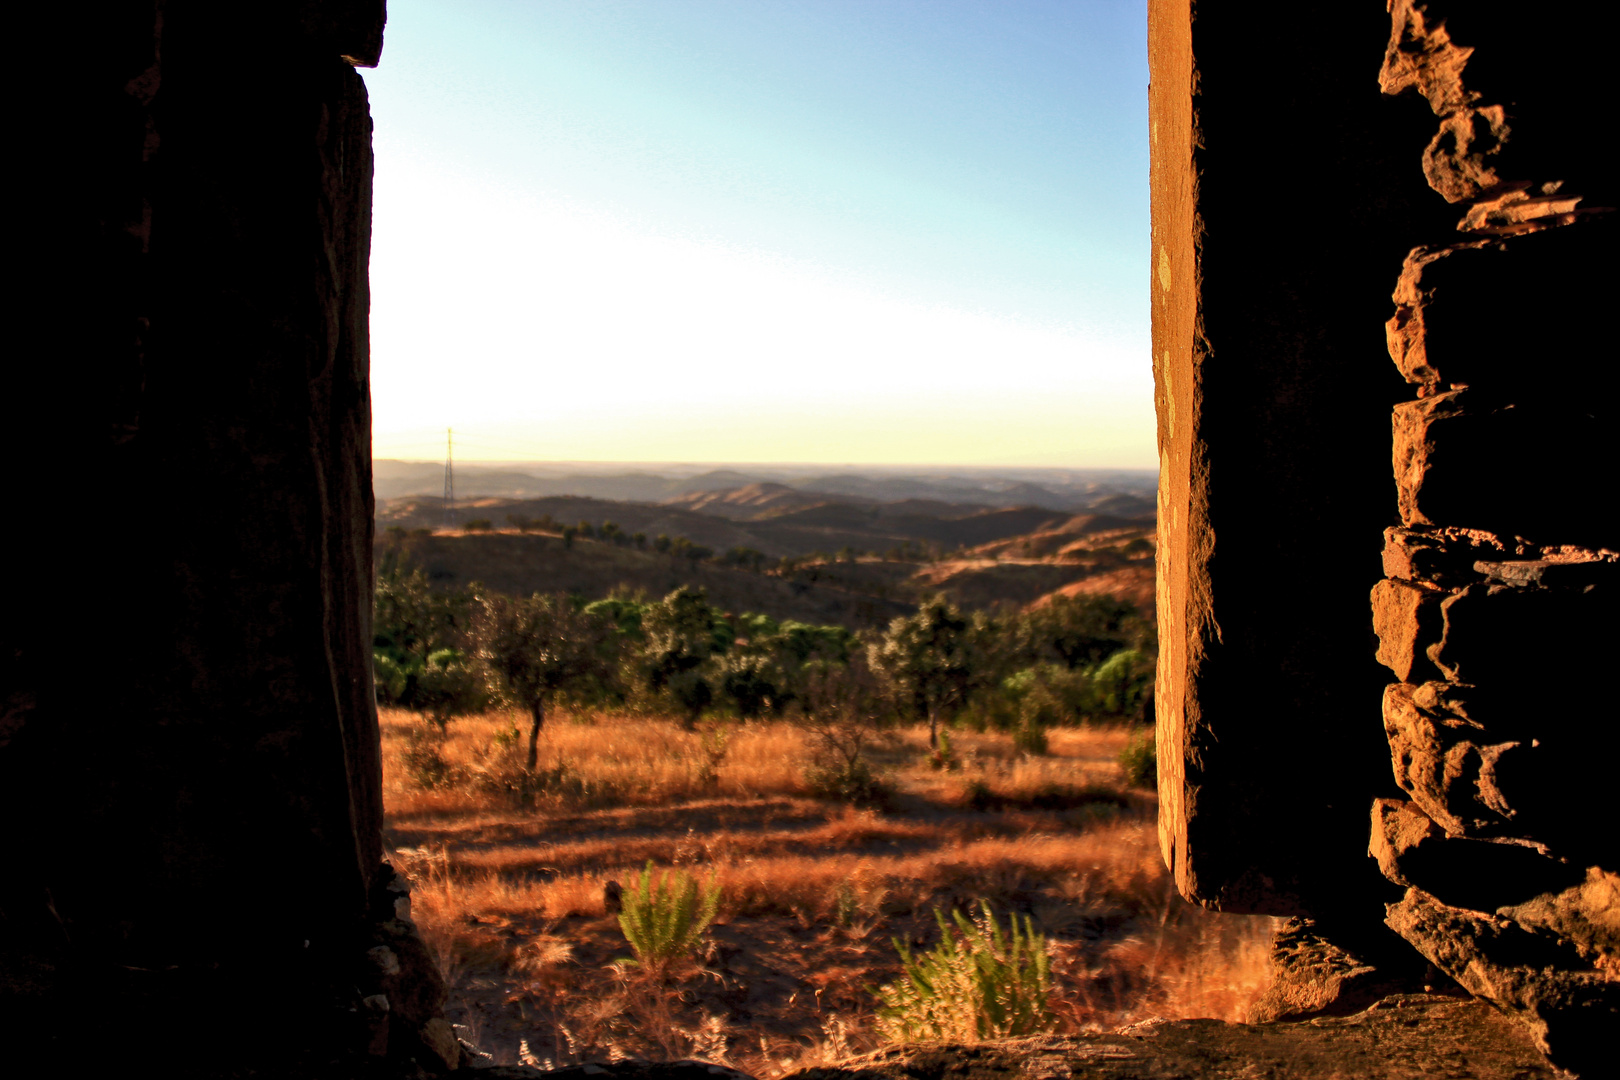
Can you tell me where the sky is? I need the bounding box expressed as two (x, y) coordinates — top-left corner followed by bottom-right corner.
(361, 0), (1152, 467)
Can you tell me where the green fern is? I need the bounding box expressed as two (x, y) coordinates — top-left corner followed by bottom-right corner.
(617, 861), (721, 969)
(874, 901), (1054, 1043)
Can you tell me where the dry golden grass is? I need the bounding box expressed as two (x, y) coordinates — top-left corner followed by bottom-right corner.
(381, 708), (1277, 1074)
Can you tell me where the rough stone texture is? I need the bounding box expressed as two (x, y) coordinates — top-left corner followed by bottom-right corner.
(1380, 0), (1618, 218)
(1382, 682), (1530, 839)
(1148, 0), (1446, 920)
(1390, 389), (1614, 545)
(1369, 799), (1586, 913)
(1370, 579), (1444, 683)
(782, 996), (1558, 1080)
(1387, 889), (1618, 1076)
(1245, 916), (1441, 1024)
(3, 2), (458, 1073)
(1373, 5), (1620, 1072)
(455, 1065), (754, 1080)
(1385, 220), (1620, 399)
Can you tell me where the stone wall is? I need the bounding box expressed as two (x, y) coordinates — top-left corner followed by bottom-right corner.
(1152, 1), (1616, 1074)
(1148, 1), (1445, 917)
(1367, 2), (1617, 1073)
(3, 2), (454, 1073)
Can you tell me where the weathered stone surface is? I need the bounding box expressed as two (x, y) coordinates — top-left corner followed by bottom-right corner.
(455, 1064), (753, 1080)
(1499, 867), (1620, 969)
(1429, 583), (1618, 726)
(1370, 799), (1585, 912)
(1381, 1), (1619, 217)
(1383, 681), (1614, 868)
(1383, 681), (1525, 838)
(1245, 916), (1439, 1024)
(778, 995), (1557, 1080)
(1381, 526), (1515, 587)
(1387, 888), (1619, 1076)
(1392, 389), (1615, 545)
(1370, 579), (1447, 682)
(3, 3), (439, 1073)
(1385, 219), (1620, 398)
(1150, 0), (1442, 919)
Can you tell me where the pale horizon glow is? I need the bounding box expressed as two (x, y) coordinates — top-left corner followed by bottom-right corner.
(364, 1), (1152, 468)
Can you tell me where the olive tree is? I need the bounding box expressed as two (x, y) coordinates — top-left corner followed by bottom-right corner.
(869, 594), (979, 748)
(475, 593), (614, 769)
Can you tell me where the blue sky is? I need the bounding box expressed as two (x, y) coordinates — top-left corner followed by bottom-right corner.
(362, 0), (1151, 466)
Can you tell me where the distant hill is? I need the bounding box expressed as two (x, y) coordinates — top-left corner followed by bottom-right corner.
(377, 491), (1145, 561)
(379, 481), (1157, 619)
(374, 459), (1157, 511)
(662, 482), (846, 520)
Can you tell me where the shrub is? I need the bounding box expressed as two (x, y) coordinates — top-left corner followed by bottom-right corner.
(806, 753), (887, 805)
(1011, 717), (1048, 756)
(1118, 728), (1157, 788)
(401, 724), (458, 789)
(873, 902), (1055, 1043)
(617, 862), (721, 971)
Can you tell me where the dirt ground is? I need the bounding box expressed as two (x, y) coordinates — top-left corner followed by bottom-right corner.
(381, 710), (1276, 1074)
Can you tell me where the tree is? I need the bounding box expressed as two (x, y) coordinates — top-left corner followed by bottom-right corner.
(475, 593), (615, 770)
(870, 595), (978, 748)
(410, 648), (488, 727)
(798, 651), (889, 803)
(639, 587), (730, 726)
(716, 654), (784, 719)
(372, 551), (473, 709)
(1013, 595), (1144, 670)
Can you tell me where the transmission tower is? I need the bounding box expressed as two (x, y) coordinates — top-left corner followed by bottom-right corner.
(442, 427), (455, 530)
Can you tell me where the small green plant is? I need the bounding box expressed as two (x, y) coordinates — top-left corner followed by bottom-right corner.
(930, 729), (958, 771)
(617, 861), (721, 971)
(1118, 727), (1157, 788)
(873, 901), (1055, 1043)
(834, 882), (859, 928)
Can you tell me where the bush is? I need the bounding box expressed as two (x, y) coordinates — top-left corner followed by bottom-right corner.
(463, 518), (494, 531)
(874, 902), (1055, 1043)
(806, 753), (887, 805)
(1011, 716), (1048, 756)
(1118, 727), (1157, 788)
(401, 725), (458, 789)
(617, 861), (721, 971)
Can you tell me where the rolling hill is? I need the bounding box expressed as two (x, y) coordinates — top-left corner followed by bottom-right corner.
(378, 482), (1157, 621)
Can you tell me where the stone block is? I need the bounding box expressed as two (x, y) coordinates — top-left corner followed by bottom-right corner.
(1392, 389), (1616, 546)
(1385, 219), (1620, 397)
(1381, 1), (1619, 213)
(1499, 867), (1620, 970)
(1384, 680), (1616, 866)
(777, 996), (1561, 1080)
(1382, 682), (1535, 839)
(1381, 526), (1513, 587)
(1369, 798), (1585, 912)
(1371, 579), (1447, 682)
(1386, 887), (1619, 1077)
(1245, 915), (1438, 1024)
(1429, 583), (1617, 713)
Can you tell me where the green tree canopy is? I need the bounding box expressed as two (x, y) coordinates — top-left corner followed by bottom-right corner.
(869, 594), (981, 748)
(475, 592), (616, 769)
